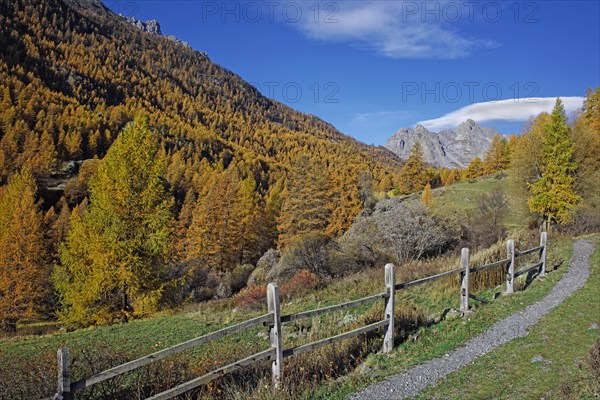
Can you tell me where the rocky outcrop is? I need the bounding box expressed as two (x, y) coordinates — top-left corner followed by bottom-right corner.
(125, 17), (162, 35)
(123, 16), (193, 49)
(385, 119), (498, 168)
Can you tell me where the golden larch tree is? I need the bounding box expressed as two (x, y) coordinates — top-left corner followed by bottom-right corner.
(55, 118), (173, 327)
(0, 169), (49, 332)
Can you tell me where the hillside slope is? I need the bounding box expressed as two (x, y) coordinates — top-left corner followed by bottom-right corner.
(0, 0), (401, 225)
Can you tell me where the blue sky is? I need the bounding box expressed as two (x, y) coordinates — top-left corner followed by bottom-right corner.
(106, 1), (600, 145)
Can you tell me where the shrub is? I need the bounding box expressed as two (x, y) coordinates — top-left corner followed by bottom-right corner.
(586, 336), (600, 386)
(464, 188), (508, 249)
(344, 199), (460, 265)
(280, 270), (320, 301)
(326, 239), (366, 277)
(233, 285), (267, 309)
(228, 264), (255, 293)
(269, 234), (331, 282)
(562, 203), (600, 234)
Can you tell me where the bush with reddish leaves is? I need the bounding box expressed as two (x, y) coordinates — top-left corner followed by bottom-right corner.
(233, 285), (267, 309)
(280, 270), (320, 301)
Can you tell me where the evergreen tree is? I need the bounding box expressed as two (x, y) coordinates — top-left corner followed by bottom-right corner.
(465, 157), (484, 180)
(511, 113), (550, 183)
(0, 169), (49, 332)
(572, 88), (600, 201)
(277, 156), (331, 248)
(397, 142), (428, 194)
(421, 183), (432, 206)
(483, 134), (510, 174)
(55, 117), (173, 327)
(186, 168), (264, 272)
(528, 99), (580, 227)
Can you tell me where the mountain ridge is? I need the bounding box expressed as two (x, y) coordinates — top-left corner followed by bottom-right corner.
(385, 119), (498, 168)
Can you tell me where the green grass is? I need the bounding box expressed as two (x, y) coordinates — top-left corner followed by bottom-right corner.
(411, 235), (600, 400)
(0, 171), (546, 399)
(309, 235), (576, 399)
(431, 170), (530, 229)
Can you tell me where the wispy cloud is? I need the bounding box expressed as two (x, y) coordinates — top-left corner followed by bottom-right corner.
(418, 97), (585, 130)
(291, 1), (498, 59)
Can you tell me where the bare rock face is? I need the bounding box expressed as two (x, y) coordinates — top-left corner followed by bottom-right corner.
(384, 119), (497, 168)
(123, 16), (192, 49)
(125, 17), (162, 35)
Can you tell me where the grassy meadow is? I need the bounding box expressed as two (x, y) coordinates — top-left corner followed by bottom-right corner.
(0, 172), (581, 399)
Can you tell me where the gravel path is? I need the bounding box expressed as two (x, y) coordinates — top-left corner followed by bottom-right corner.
(350, 238), (597, 400)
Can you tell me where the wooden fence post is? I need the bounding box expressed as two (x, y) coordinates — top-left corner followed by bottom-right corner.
(383, 263), (395, 353)
(460, 248), (470, 313)
(539, 231), (548, 277)
(505, 239), (515, 294)
(267, 283), (283, 388)
(55, 346), (72, 400)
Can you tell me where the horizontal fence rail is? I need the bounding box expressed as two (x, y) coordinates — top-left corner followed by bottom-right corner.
(146, 348), (275, 400)
(282, 320), (389, 358)
(70, 313), (273, 392)
(470, 258), (511, 274)
(394, 266), (464, 291)
(279, 292), (387, 323)
(51, 233), (548, 400)
(515, 245), (544, 257)
(514, 262), (544, 278)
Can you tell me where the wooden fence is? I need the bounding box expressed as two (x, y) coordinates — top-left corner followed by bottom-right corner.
(51, 232), (548, 400)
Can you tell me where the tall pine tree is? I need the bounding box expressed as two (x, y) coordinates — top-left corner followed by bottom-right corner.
(277, 156), (331, 248)
(397, 142), (428, 194)
(528, 99), (580, 227)
(0, 169), (49, 332)
(483, 134), (510, 174)
(55, 117), (173, 327)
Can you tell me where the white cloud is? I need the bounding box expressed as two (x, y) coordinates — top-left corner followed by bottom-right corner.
(418, 97), (585, 130)
(290, 1), (498, 59)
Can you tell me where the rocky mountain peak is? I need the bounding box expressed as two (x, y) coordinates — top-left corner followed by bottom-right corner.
(415, 124), (429, 134)
(384, 120), (498, 168)
(461, 118), (477, 128)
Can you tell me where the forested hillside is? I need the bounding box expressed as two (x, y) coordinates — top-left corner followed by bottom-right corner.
(0, 0), (598, 332)
(0, 0), (406, 328)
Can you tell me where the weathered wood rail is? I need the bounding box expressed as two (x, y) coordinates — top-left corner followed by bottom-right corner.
(51, 232), (548, 400)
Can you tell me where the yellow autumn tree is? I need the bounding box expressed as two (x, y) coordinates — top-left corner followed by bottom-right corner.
(277, 156), (331, 248)
(483, 134), (510, 174)
(528, 99), (580, 227)
(186, 168), (265, 272)
(0, 169), (49, 332)
(55, 118), (173, 327)
(572, 88), (600, 203)
(465, 157), (484, 180)
(511, 113), (550, 183)
(397, 142), (429, 194)
(421, 183), (432, 206)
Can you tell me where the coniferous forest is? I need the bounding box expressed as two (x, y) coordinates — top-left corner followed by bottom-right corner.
(0, 0), (598, 338)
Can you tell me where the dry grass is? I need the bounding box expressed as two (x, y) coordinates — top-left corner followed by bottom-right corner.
(1, 232), (550, 400)
(194, 232), (546, 399)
